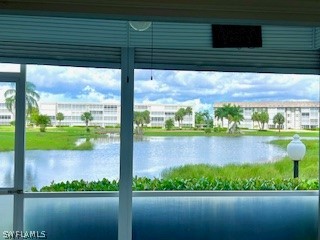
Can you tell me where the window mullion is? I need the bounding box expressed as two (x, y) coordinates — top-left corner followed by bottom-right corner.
(13, 64), (26, 232)
(118, 47), (134, 240)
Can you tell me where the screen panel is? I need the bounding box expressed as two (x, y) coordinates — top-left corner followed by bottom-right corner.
(24, 197), (118, 240)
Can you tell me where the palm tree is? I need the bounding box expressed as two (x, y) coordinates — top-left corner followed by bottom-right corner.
(56, 112), (65, 127)
(273, 113), (285, 132)
(251, 112), (260, 129)
(4, 81), (40, 117)
(185, 107), (192, 116)
(81, 112), (93, 131)
(184, 107), (193, 128)
(214, 107), (225, 127)
(175, 108), (186, 128)
(223, 103), (234, 128)
(259, 111), (269, 130)
(134, 110), (150, 135)
(228, 105), (244, 133)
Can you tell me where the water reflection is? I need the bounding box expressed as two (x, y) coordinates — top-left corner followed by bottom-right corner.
(0, 136), (288, 190)
(0, 152), (14, 188)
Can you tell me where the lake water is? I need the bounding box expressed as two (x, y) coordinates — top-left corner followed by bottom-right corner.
(0, 136), (287, 190)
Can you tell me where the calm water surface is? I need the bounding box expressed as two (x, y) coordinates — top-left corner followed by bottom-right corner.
(0, 136), (287, 190)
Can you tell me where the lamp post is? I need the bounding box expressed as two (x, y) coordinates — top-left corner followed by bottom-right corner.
(287, 134), (306, 178)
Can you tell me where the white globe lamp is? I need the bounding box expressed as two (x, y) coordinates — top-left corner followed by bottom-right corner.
(287, 134), (306, 178)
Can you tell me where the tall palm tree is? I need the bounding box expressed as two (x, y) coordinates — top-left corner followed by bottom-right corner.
(185, 107), (192, 116)
(223, 105), (244, 134)
(56, 112), (65, 127)
(223, 103), (234, 128)
(273, 113), (285, 132)
(81, 112), (93, 131)
(134, 110), (150, 135)
(214, 107), (226, 127)
(251, 112), (260, 129)
(4, 81), (40, 117)
(174, 108), (186, 128)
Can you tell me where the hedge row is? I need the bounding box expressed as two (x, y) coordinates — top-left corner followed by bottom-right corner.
(31, 177), (319, 192)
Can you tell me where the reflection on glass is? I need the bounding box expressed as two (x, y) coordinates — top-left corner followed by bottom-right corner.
(24, 196), (318, 240)
(0, 196), (13, 234)
(25, 198), (118, 240)
(0, 82), (15, 188)
(132, 196), (317, 240)
(24, 65), (121, 191)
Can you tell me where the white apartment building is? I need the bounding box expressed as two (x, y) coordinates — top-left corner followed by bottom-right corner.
(0, 102), (195, 128)
(214, 101), (320, 130)
(0, 102), (12, 125)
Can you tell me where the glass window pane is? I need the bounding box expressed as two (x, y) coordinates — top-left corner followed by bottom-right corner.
(0, 195), (14, 234)
(132, 195), (317, 240)
(25, 65), (121, 191)
(133, 70), (319, 191)
(0, 82), (15, 188)
(25, 197), (118, 240)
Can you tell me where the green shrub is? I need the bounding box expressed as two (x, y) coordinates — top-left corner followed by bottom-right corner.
(31, 177), (318, 192)
(204, 128), (212, 134)
(213, 126), (227, 132)
(39, 125), (46, 132)
(165, 118), (174, 130)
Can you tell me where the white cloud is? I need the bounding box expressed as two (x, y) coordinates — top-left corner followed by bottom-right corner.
(39, 92), (72, 103)
(27, 65), (121, 90)
(135, 80), (171, 93)
(1, 65), (316, 108)
(77, 85), (119, 103)
(140, 98), (212, 112)
(39, 86), (120, 104)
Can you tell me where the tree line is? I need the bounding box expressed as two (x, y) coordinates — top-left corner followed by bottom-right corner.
(3, 82), (286, 133)
(4, 82), (95, 132)
(214, 103), (285, 132)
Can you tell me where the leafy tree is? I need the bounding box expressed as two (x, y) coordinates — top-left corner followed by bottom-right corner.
(174, 108), (186, 128)
(223, 103), (234, 128)
(185, 107), (192, 117)
(165, 118), (175, 130)
(56, 112), (65, 127)
(252, 111), (269, 130)
(196, 110), (213, 128)
(35, 114), (51, 132)
(81, 112), (93, 131)
(195, 112), (206, 127)
(259, 111), (269, 130)
(134, 110), (150, 135)
(251, 112), (260, 129)
(29, 107), (39, 126)
(227, 105), (244, 134)
(273, 113), (285, 132)
(4, 81), (40, 118)
(215, 104), (243, 133)
(214, 107), (227, 127)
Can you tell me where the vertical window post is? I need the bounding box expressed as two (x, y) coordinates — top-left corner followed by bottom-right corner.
(13, 64), (26, 231)
(118, 47), (134, 240)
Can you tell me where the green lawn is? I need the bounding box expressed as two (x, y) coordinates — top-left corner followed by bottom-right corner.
(0, 125), (318, 151)
(0, 126), (104, 151)
(162, 139), (319, 180)
(144, 127), (319, 137)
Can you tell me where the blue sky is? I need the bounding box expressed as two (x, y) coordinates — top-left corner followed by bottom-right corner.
(1, 64), (319, 111)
